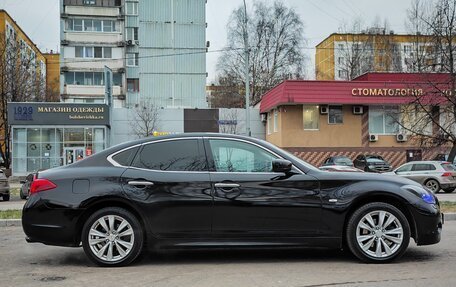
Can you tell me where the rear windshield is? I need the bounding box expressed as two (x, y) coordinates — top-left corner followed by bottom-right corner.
(442, 163), (456, 171)
(334, 158), (353, 165)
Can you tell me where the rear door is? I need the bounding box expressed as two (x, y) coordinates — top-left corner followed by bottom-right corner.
(205, 138), (321, 238)
(411, 163), (436, 184)
(121, 138), (213, 238)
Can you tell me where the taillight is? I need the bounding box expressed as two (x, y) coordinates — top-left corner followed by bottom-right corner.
(30, 179), (57, 194)
(442, 172), (453, 177)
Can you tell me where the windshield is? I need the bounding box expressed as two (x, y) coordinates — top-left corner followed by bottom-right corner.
(367, 158), (386, 163)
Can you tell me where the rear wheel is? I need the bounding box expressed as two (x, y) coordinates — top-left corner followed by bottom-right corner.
(425, 179), (440, 193)
(81, 207), (144, 267)
(443, 188), (455, 194)
(2, 194), (10, 201)
(346, 202), (410, 263)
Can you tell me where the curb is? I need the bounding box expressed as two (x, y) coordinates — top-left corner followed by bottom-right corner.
(1, 214), (456, 227)
(0, 219), (21, 227)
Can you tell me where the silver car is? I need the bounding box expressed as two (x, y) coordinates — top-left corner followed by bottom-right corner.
(0, 170), (10, 201)
(386, 161), (456, 193)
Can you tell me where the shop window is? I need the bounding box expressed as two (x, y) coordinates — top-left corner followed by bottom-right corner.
(273, 109), (279, 132)
(328, 106), (343, 124)
(369, 106), (400, 134)
(303, 105), (319, 130)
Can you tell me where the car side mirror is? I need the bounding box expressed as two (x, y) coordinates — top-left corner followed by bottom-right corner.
(272, 159), (292, 173)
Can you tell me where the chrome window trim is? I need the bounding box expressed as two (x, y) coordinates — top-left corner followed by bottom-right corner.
(107, 136), (304, 175)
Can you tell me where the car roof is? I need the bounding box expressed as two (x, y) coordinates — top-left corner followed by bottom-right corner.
(403, 161), (447, 165)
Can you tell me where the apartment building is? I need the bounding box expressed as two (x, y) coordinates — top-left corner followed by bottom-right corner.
(315, 31), (437, 80)
(60, 0), (208, 108)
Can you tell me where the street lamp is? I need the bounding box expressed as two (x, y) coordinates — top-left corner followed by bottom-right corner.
(243, 0), (251, 136)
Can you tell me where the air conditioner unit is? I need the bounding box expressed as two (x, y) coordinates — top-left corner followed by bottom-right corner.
(397, 133), (408, 142)
(126, 40), (133, 46)
(369, 134), (379, 142)
(260, 113), (267, 123)
(60, 40), (69, 46)
(353, 106), (364, 115)
(320, 105), (329, 115)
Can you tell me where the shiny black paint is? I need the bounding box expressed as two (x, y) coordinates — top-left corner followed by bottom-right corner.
(22, 133), (442, 251)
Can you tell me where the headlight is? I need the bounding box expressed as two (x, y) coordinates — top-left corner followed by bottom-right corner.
(401, 184), (436, 204)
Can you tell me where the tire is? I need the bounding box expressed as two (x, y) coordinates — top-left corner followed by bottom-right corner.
(425, 179), (440, 194)
(346, 202), (410, 263)
(443, 188), (455, 194)
(81, 207), (144, 267)
(2, 194), (10, 201)
(20, 189), (27, 200)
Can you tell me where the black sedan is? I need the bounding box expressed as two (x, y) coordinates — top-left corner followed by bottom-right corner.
(23, 134), (442, 266)
(354, 154), (392, 173)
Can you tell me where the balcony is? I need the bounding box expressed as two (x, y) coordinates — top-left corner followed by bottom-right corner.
(64, 84), (123, 96)
(65, 6), (120, 17)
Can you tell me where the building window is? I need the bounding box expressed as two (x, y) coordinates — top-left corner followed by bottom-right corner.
(83, 0), (96, 5)
(126, 53), (139, 66)
(328, 106), (343, 124)
(273, 109), (278, 132)
(126, 27), (139, 41)
(338, 57), (344, 65)
(267, 112), (272, 135)
(338, 70), (347, 79)
(65, 72), (122, 86)
(127, 79), (139, 92)
(126, 2), (139, 15)
(74, 46), (113, 59)
(369, 106), (400, 134)
(303, 105), (319, 130)
(66, 19), (116, 33)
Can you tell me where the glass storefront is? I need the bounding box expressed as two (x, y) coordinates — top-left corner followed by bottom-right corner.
(12, 126), (107, 175)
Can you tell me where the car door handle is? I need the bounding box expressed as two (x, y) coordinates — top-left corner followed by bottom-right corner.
(128, 181), (154, 187)
(214, 183), (240, 189)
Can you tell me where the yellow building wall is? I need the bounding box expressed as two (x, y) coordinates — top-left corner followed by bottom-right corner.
(44, 53), (60, 101)
(315, 33), (434, 80)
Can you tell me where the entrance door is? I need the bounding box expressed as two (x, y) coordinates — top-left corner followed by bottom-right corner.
(64, 147), (85, 165)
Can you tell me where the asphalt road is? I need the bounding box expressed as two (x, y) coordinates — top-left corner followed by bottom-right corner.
(1, 222), (455, 287)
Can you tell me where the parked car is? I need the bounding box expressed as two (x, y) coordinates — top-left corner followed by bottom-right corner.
(354, 154), (392, 173)
(23, 134), (442, 266)
(0, 170), (10, 201)
(385, 161), (456, 193)
(20, 174), (34, 200)
(319, 165), (363, 172)
(322, 156), (354, 167)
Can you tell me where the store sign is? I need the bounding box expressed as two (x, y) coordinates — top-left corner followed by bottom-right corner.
(8, 103), (110, 126)
(352, 88), (424, 97)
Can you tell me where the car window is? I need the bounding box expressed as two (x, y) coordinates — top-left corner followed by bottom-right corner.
(208, 139), (277, 173)
(112, 146), (139, 166)
(396, 164), (412, 173)
(441, 163), (456, 171)
(412, 164), (436, 171)
(334, 157), (353, 166)
(132, 139), (207, 172)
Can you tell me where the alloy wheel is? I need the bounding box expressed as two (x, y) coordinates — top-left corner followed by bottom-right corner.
(356, 210), (404, 259)
(88, 215), (135, 262)
(425, 180), (439, 193)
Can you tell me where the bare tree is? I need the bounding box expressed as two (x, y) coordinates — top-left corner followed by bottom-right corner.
(0, 32), (46, 169)
(397, 0), (456, 161)
(217, 0), (306, 105)
(129, 100), (160, 139)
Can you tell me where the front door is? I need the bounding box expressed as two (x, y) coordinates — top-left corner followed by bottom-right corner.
(121, 138), (213, 238)
(64, 147), (85, 165)
(205, 138), (321, 238)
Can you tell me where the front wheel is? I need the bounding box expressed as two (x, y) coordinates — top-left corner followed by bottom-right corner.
(82, 207), (144, 267)
(346, 202), (410, 263)
(2, 194), (10, 201)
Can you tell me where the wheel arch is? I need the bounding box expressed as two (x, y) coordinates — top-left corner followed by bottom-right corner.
(342, 193), (417, 248)
(75, 198), (148, 245)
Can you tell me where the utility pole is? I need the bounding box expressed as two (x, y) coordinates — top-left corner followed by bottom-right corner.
(243, 0), (251, 136)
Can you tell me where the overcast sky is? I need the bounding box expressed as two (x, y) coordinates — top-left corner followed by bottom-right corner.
(1, 0), (413, 82)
